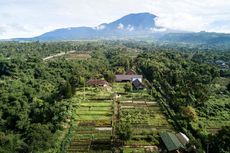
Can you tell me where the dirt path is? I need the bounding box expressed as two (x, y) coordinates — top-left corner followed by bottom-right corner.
(43, 50), (76, 61)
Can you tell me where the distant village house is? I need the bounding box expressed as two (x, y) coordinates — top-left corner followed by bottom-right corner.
(215, 60), (229, 69)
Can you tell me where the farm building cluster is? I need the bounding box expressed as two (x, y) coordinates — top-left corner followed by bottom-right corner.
(86, 69), (144, 90)
(78, 70), (194, 153)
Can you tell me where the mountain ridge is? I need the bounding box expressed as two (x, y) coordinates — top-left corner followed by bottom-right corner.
(4, 12), (230, 44)
(10, 12), (164, 41)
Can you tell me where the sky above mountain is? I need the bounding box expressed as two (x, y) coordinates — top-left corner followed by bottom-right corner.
(0, 0), (230, 39)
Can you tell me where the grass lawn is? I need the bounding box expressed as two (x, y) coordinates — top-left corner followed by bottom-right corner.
(123, 147), (145, 153)
(77, 106), (112, 111)
(77, 111), (112, 115)
(76, 114), (111, 121)
(112, 82), (126, 93)
(80, 102), (112, 107)
(76, 87), (113, 99)
(125, 140), (157, 146)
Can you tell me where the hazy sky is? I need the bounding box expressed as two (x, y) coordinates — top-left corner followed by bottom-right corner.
(0, 0), (230, 39)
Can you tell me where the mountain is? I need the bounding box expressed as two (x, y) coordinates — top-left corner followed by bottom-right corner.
(8, 12), (230, 44)
(99, 13), (157, 31)
(12, 13), (164, 41)
(34, 27), (96, 41)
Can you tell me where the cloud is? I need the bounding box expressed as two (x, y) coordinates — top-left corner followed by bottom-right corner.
(94, 24), (106, 30)
(206, 20), (230, 33)
(0, 26), (7, 35)
(117, 23), (124, 30)
(0, 23), (31, 38)
(155, 13), (207, 32)
(127, 25), (134, 31)
(8, 23), (29, 32)
(0, 0), (230, 39)
(150, 0), (230, 32)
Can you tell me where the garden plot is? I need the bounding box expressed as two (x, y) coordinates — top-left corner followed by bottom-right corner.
(75, 100), (113, 152)
(67, 87), (114, 152)
(115, 86), (174, 153)
(77, 87), (113, 100)
(67, 83), (176, 152)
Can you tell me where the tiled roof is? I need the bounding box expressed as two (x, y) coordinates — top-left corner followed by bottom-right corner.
(126, 69), (136, 75)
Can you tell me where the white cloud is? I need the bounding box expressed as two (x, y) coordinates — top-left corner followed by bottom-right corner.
(206, 20), (230, 33)
(150, 0), (230, 32)
(117, 23), (124, 30)
(127, 25), (134, 31)
(94, 24), (106, 30)
(0, 0), (230, 39)
(155, 13), (207, 32)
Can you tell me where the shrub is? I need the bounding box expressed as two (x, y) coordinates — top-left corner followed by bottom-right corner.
(104, 70), (115, 83)
(25, 123), (54, 152)
(115, 121), (132, 141)
(227, 82), (230, 91)
(181, 106), (198, 122)
(124, 82), (132, 92)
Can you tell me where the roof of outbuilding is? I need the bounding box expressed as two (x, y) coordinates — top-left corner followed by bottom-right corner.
(176, 132), (189, 146)
(160, 132), (185, 151)
(87, 79), (109, 86)
(126, 69), (136, 75)
(115, 75), (142, 81)
(132, 79), (144, 89)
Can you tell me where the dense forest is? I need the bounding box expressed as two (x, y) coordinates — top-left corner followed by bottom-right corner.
(0, 41), (229, 153)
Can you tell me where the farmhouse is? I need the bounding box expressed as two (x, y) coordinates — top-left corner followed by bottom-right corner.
(115, 69), (143, 82)
(87, 79), (109, 87)
(115, 74), (143, 82)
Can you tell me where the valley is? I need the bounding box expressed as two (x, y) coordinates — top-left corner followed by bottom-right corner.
(1, 1), (230, 153)
(0, 41), (229, 153)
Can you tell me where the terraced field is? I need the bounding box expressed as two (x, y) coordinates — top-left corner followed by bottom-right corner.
(113, 83), (175, 153)
(66, 83), (175, 153)
(67, 99), (113, 153)
(66, 86), (114, 153)
(119, 100), (174, 153)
